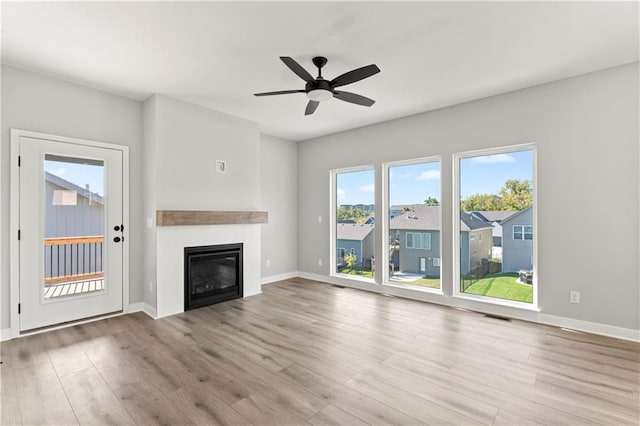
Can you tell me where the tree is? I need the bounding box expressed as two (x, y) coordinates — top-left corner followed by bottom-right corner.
(344, 253), (357, 272)
(424, 196), (439, 206)
(461, 194), (502, 212)
(337, 206), (370, 222)
(500, 179), (532, 210)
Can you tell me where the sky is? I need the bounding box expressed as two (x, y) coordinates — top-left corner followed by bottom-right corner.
(336, 150), (533, 205)
(45, 159), (105, 196)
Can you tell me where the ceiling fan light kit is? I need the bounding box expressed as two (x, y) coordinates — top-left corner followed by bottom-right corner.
(254, 56), (380, 115)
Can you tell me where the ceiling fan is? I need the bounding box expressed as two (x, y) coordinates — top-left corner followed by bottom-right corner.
(254, 56), (380, 116)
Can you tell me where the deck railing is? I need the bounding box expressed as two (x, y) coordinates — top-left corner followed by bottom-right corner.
(44, 236), (104, 285)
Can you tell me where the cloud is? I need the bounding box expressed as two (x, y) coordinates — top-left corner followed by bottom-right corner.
(49, 167), (66, 176)
(336, 188), (346, 199)
(417, 170), (440, 181)
(359, 184), (375, 193)
(470, 153), (515, 164)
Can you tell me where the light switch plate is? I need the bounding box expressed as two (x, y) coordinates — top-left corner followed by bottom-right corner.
(216, 160), (227, 173)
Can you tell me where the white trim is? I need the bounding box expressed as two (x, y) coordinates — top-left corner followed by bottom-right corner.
(10, 133), (21, 338)
(9, 129), (130, 337)
(453, 143), (538, 309)
(261, 271), (299, 285)
(539, 314), (640, 343)
(125, 302), (157, 319)
(296, 272), (639, 342)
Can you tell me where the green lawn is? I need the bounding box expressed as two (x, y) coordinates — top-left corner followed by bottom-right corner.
(464, 273), (533, 303)
(408, 277), (440, 289)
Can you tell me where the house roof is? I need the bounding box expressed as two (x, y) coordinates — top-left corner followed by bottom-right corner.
(46, 171), (104, 205)
(460, 212), (495, 231)
(470, 210), (518, 223)
(336, 223), (374, 241)
(500, 205), (533, 225)
(389, 205), (493, 232)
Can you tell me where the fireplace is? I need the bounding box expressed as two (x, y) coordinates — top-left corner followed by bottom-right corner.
(184, 243), (243, 310)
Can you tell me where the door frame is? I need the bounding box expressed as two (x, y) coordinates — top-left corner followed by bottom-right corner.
(10, 129), (130, 338)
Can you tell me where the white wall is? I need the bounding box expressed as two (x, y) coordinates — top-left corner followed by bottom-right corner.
(142, 94), (262, 313)
(297, 63), (639, 333)
(1, 66), (144, 330)
(154, 95), (260, 210)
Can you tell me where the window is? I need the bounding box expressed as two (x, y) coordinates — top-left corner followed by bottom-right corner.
(385, 158), (441, 290)
(456, 147), (535, 305)
(406, 232), (431, 249)
(513, 225), (533, 240)
(332, 167), (375, 282)
(433, 257), (440, 267)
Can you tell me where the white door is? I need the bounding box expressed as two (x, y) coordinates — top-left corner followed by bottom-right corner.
(18, 136), (124, 331)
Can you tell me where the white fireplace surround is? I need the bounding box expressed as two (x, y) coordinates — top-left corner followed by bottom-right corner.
(156, 224), (261, 318)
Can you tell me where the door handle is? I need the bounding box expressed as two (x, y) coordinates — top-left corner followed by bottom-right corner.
(113, 236), (121, 243)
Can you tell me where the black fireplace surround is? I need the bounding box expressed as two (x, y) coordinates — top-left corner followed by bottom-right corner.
(184, 243), (243, 311)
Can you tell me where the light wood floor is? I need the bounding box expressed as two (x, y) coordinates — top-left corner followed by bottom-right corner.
(1, 278), (639, 425)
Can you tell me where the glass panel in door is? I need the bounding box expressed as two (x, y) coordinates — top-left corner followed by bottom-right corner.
(43, 154), (105, 299)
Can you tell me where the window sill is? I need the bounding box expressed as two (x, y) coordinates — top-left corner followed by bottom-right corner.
(332, 273), (375, 284)
(383, 281), (444, 295)
(452, 292), (540, 312)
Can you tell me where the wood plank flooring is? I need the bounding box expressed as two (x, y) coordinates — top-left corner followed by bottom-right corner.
(1, 278), (638, 425)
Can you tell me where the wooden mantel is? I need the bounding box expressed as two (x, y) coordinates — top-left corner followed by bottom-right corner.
(156, 210), (268, 226)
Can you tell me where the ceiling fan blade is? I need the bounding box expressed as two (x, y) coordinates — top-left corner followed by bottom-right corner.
(305, 100), (319, 115)
(331, 64), (380, 88)
(334, 91), (376, 107)
(254, 90), (305, 96)
(280, 57), (314, 83)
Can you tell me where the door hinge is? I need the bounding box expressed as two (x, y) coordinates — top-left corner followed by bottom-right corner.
(18, 303), (21, 314)
(18, 156), (21, 167)
(18, 229), (21, 240)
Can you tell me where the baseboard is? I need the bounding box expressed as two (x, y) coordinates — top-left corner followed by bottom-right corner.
(261, 271), (299, 285)
(539, 314), (640, 342)
(125, 302), (157, 319)
(1, 328), (11, 342)
(295, 272), (640, 343)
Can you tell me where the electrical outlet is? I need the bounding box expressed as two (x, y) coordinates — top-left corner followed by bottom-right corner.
(215, 160), (227, 173)
(146, 217), (153, 228)
(266, 259), (271, 268)
(317, 258), (323, 266)
(569, 291), (580, 304)
(317, 215), (323, 223)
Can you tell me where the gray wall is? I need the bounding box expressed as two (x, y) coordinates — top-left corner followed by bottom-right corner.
(259, 134), (298, 279)
(502, 208), (534, 272)
(297, 63), (639, 330)
(468, 228), (493, 273)
(1, 66), (144, 329)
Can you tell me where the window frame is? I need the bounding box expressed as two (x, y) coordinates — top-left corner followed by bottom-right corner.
(330, 165), (376, 284)
(452, 144), (538, 310)
(382, 156), (442, 292)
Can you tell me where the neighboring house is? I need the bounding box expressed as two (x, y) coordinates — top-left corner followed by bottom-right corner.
(469, 210), (518, 247)
(45, 172), (104, 278)
(389, 204), (419, 219)
(390, 205), (493, 275)
(336, 223), (375, 269)
(340, 204), (374, 212)
(501, 205), (534, 272)
(45, 171), (104, 238)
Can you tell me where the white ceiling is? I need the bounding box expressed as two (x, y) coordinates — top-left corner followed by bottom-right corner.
(2, 1), (638, 142)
